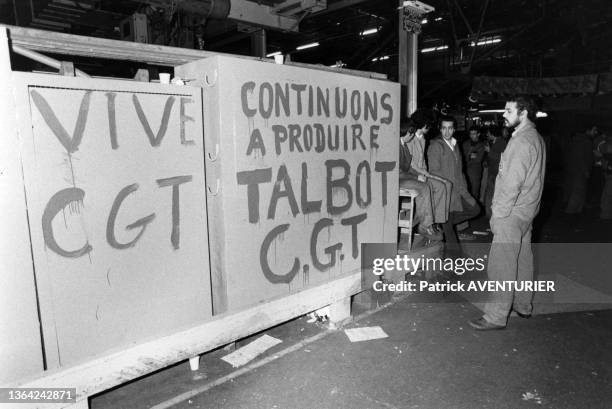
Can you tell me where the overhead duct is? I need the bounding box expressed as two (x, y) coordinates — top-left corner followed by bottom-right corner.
(176, 0), (230, 19)
(142, 0), (300, 31)
(272, 0), (326, 17)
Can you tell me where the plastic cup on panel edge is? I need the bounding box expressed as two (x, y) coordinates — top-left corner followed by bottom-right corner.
(159, 73), (171, 84)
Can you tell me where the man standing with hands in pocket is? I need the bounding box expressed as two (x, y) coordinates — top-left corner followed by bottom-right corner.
(469, 96), (546, 330)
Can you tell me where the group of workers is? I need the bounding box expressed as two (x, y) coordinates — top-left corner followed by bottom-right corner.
(563, 124), (612, 220)
(399, 95), (548, 330)
(399, 111), (507, 246)
(397, 96), (612, 331)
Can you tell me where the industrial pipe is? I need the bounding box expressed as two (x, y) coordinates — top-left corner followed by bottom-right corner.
(12, 44), (91, 77)
(177, 0), (231, 19)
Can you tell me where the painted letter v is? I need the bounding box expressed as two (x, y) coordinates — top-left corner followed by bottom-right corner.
(30, 89), (92, 154)
(133, 94), (175, 147)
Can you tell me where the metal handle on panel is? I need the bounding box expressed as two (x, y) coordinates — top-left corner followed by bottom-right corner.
(204, 69), (218, 86)
(207, 143), (220, 161)
(207, 179), (220, 196)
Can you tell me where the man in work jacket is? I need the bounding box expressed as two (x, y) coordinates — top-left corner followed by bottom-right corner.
(469, 95), (546, 330)
(402, 110), (450, 230)
(462, 126), (486, 199)
(427, 116), (479, 249)
(399, 116), (442, 241)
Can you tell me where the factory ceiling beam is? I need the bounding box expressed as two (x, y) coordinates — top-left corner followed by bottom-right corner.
(3, 25), (386, 78)
(446, 0), (459, 48)
(451, 0), (473, 35)
(354, 30), (394, 69)
(467, 0), (490, 69)
(471, 18), (543, 66)
(272, 0), (326, 17)
(305, 0), (369, 18)
(138, 0), (300, 32)
(228, 0), (300, 32)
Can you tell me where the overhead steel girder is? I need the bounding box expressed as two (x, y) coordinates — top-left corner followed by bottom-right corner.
(305, 0), (369, 18)
(272, 0), (326, 17)
(228, 0), (301, 32)
(139, 0), (302, 32)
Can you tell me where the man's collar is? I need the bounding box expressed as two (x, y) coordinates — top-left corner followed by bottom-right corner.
(402, 132), (417, 143)
(512, 118), (535, 136)
(443, 136), (456, 149)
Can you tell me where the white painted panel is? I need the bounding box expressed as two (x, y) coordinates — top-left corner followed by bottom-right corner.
(177, 57), (400, 313)
(12, 73), (212, 367)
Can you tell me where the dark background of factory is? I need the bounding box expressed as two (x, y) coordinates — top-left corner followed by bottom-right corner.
(2, 0), (611, 108)
(1, 1), (611, 408)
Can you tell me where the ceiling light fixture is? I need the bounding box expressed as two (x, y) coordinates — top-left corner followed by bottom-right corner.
(296, 42), (319, 50)
(478, 109), (504, 113)
(266, 51), (282, 57)
(421, 45), (448, 53)
(361, 28), (379, 36)
(470, 37), (502, 47)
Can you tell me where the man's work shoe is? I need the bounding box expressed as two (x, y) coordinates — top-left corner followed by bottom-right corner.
(417, 225), (443, 241)
(514, 310), (532, 319)
(458, 232), (477, 241)
(468, 317), (505, 331)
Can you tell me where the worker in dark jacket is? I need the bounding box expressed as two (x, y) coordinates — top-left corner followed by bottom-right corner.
(463, 127), (486, 200)
(402, 110), (450, 228)
(399, 117), (442, 240)
(427, 116), (480, 246)
(564, 126), (598, 214)
(470, 96), (546, 331)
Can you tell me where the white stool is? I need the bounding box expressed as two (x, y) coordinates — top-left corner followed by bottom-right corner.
(398, 188), (419, 251)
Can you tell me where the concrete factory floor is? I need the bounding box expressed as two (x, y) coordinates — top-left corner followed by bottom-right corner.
(90, 296), (612, 409)
(91, 180), (612, 409)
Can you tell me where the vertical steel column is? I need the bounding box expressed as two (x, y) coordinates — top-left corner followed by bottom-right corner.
(407, 33), (418, 115)
(398, 1), (419, 117)
(251, 28), (267, 58)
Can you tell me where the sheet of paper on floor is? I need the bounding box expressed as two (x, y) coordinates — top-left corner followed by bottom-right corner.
(344, 326), (388, 342)
(221, 334), (283, 368)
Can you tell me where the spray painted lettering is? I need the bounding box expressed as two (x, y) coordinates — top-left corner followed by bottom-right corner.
(30, 89), (197, 257)
(238, 81), (397, 284)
